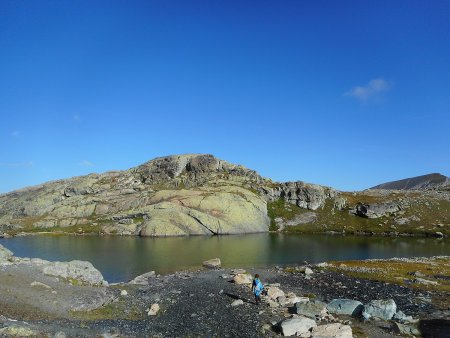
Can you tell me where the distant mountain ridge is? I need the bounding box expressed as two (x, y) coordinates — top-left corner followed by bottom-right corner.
(370, 173), (450, 191)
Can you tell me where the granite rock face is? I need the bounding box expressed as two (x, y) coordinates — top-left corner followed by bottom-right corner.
(0, 154), (270, 237)
(261, 182), (338, 210)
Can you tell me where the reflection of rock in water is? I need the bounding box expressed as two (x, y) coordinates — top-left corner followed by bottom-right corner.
(419, 319), (450, 338)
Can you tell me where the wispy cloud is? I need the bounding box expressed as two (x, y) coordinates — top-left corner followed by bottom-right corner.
(0, 161), (34, 167)
(73, 114), (80, 122)
(345, 78), (391, 102)
(10, 130), (20, 137)
(79, 160), (94, 167)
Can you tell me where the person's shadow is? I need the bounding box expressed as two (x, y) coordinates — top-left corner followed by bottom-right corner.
(224, 292), (256, 305)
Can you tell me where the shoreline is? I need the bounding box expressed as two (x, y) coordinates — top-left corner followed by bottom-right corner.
(1, 242), (449, 337)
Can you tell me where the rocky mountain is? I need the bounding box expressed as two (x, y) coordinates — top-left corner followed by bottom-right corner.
(370, 173), (450, 191)
(0, 154), (449, 237)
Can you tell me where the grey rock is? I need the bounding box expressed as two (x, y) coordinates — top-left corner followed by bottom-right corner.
(311, 323), (353, 338)
(202, 258), (221, 268)
(280, 316), (317, 336)
(326, 299), (363, 317)
(129, 271), (156, 285)
(231, 299), (244, 307)
(363, 299), (397, 320)
(393, 322), (421, 336)
(42, 260), (107, 286)
(295, 300), (327, 318)
(353, 202), (400, 219)
(393, 310), (413, 323)
(0, 244), (13, 263)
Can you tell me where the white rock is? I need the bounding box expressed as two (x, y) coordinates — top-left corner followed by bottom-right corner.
(280, 316), (317, 336)
(120, 290), (128, 296)
(233, 273), (253, 284)
(231, 299), (244, 307)
(147, 303), (160, 316)
(202, 258), (221, 268)
(363, 299), (396, 320)
(311, 323), (352, 338)
(267, 286), (285, 300)
(304, 267), (314, 275)
(0, 244), (13, 263)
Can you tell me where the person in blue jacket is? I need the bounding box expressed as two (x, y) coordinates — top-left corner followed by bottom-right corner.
(252, 273), (264, 305)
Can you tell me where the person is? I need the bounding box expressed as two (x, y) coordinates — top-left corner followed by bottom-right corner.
(252, 273), (264, 305)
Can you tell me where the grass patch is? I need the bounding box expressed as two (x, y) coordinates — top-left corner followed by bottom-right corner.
(326, 256), (450, 293)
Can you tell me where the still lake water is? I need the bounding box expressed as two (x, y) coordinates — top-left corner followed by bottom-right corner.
(1, 234), (449, 283)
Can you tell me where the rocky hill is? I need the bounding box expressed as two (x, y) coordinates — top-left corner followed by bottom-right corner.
(0, 154), (449, 237)
(370, 173), (450, 191)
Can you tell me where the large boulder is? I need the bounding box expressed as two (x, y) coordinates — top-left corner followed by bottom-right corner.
(0, 244), (13, 263)
(280, 316), (317, 336)
(353, 202), (400, 219)
(363, 299), (397, 320)
(294, 300), (327, 318)
(326, 299), (363, 317)
(42, 260), (107, 286)
(311, 323), (353, 338)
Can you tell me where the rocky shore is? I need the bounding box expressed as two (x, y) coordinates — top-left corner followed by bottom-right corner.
(1, 244), (449, 337)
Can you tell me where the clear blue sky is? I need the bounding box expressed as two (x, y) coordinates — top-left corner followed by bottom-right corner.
(1, 0), (449, 193)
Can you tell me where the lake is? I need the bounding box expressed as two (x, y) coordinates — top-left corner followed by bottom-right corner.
(1, 234), (449, 283)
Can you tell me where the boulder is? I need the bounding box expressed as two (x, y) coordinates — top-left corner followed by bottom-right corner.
(202, 258), (221, 268)
(120, 290), (128, 296)
(267, 286), (285, 300)
(280, 316), (317, 336)
(129, 271), (156, 285)
(393, 310), (413, 323)
(326, 299), (363, 317)
(304, 267), (314, 275)
(393, 322), (421, 336)
(295, 300), (327, 318)
(353, 202), (400, 219)
(363, 299), (397, 320)
(233, 273), (253, 284)
(0, 244), (13, 263)
(311, 323), (352, 338)
(42, 260), (107, 286)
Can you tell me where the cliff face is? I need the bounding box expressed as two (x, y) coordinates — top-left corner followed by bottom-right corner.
(0, 154), (449, 237)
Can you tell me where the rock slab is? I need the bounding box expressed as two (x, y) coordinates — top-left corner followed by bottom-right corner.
(280, 316), (317, 336)
(326, 299), (363, 317)
(311, 323), (352, 338)
(363, 299), (397, 320)
(202, 258), (221, 268)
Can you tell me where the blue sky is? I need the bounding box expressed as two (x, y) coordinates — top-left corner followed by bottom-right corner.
(1, 0), (449, 193)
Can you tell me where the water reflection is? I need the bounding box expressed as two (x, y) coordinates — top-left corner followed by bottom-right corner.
(1, 234), (448, 283)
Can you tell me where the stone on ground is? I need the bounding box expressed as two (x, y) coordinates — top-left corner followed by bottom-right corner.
(42, 260), (107, 286)
(295, 300), (327, 318)
(231, 299), (244, 307)
(393, 322), (421, 336)
(311, 323), (352, 338)
(147, 303), (160, 316)
(363, 299), (397, 320)
(280, 316), (317, 336)
(202, 258), (221, 268)
(326, 299), (363, 316)
(233, 273), (253, 284)
(120, 289), (128, 296)
(267, 286), (285, 300)
(129, 271), (156, 285)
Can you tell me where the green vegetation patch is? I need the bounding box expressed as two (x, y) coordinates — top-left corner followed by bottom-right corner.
(326, 256), (450, 293)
